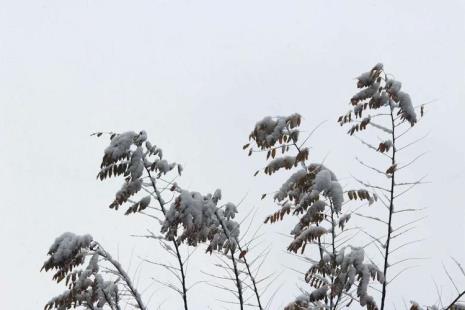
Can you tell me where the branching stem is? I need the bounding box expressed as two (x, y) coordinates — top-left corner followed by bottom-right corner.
(146, 168), (189, 310)
(380, 103), (397, 310)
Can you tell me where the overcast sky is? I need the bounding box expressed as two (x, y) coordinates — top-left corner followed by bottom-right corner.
(1, 0), (465, 309)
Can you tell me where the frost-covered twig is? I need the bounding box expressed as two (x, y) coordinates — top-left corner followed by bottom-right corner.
(145, 168), (189, 310)
(214, 209), (245, 310)
(96, 245), (147, 310)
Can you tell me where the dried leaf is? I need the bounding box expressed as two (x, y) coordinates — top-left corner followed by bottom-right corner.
(386, 164), (397, 175)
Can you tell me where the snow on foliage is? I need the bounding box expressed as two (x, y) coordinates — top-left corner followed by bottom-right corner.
(288, 226), (327, 253)
(161, 188), (241, 255)
(42, 232), (93, 276)
(274, 169), (308, 202)
(41, 233), (120, 310)
(351, 82), (380, 105)
(334, 247), (383, 308)
(246, 114), (383, 310)
(311, 167), (344, 212)
(385, 79), (402, 96)
(103, 131), (139, 163)
(338, 63), (418, 129)
(338, 213), (351, 230)
(409, 301), (439, 310)
(397, 91), (417, 126)
(273, 163), (343, 214)
(249, 113), (302, 149)
(291, 200), (327, 237)
(264, 148), (309, 175)
(302, 247), (383, 310)
(285, 287), (329, 310)
(96, 130), (181, 214)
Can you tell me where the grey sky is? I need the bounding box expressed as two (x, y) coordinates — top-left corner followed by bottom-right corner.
(1, 0), (465, 309)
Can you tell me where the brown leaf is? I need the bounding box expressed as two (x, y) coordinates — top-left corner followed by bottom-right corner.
(239, 250), (247, 259)
(386, 164), (397, 175)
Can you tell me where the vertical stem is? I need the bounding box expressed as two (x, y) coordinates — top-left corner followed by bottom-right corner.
(237, 242), (263, 310)
(146, 168), (189, 310)
(380, 104), (397, 310)
(329, 201), (337, 309)
(229, 250), (244, 310)
(214, 210), (244, 310)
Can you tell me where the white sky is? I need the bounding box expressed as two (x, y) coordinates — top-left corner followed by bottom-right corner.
(1, 0), (465, 309)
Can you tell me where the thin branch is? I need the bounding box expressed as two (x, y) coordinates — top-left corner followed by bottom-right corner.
(97, 246), (147, 310)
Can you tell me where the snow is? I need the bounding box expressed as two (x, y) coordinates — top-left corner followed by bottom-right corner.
(370, 91), (390, 109)
(397, 91), (417, 126)
(310, 166), (344, 212)
(161, 188), (241, 254)
(152, 159), (176, 175)
(284, 290), (328, 310)
(288, 226), (327, 253)
(98, 130), (181, 213)
(312, 170), (332, 193)
(274, 164), (343, 212)
(265, 155), (298, 175)
(42, 233), (122, 310)
(103, 131), (137, 164)
(249, 113), (302, 149)
(356, 71), (375, 88)
(45, 256), (119, 310)
(309, 286), (328, 302)
(292, 200), (327, 235)
(110, 179), (143, 209)
(274, 169), (307, 202)
(354, 103), (364, 118)
(338, 213), (351, 230)
(134, 130), (147, 145)
(128, 147), (144, 180)
(42, 232), (93, 270)
(351, 82), (380, 105)
(331, 246), (383, 309)
(386, 79), (402, 96)
(224, 202), (238, 220)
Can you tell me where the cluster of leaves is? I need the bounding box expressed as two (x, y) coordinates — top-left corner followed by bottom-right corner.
(246, 114), (383, 309)
(338, 63), (418, 132)
(286, 247), (383, 310)
(346, 189), (377, 204)
(41, 233), (120, 310)
(95, 130), (181, 214)
(161, 187), (241, 255)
